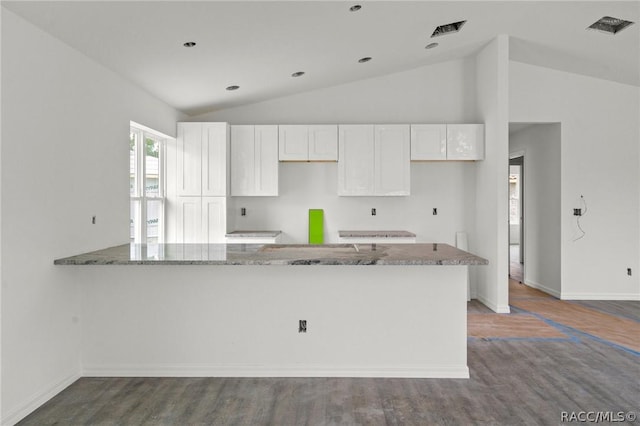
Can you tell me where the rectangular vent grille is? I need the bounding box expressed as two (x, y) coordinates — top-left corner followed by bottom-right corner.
(431, 20), (467, 38)
(587, 16), (634, 34)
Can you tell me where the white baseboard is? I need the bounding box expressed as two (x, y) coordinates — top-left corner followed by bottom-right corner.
(476, 294), (510, 313)
(561, 292), (640, 301)
(524, 279), (561, 298)
(2, 369), (81, 426)
(83, 364), (469, 379)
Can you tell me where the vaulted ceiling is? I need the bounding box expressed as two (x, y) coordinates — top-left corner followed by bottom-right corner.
(4, 1), (638, 116)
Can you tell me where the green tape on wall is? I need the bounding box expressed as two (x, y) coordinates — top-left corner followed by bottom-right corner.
(309, 209), (324, 244)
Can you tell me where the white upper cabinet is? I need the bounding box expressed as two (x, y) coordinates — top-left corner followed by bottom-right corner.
(308, 125), (338, 161)
(278, 125), (308, 161)
(375, 125), (410, 196)
(338, 125), (375, 195)
(231, 125), (279, 196)
(338, 124), (410, 196)
(410, 124), (447, 161)
(278, 125), (338, 161)
(176, 122), (229, 196)
(410, 124), (484, 161)
(446, 124), (485, 160)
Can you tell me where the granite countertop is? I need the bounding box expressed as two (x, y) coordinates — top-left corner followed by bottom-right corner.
(54, 243), (488, 266)
(339, 230), (416, 238)
(225, 230), (282, 238)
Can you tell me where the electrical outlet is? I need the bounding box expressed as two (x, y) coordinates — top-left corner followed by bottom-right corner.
(241, 207), (246, 216)
(91, 215), (96, 224)
(573, 208), (582, 216)
(628, 268), (632, 276)
(433, 208), (438, 215)
(298, 320), (307, 333)
(371, 208), (376, 216)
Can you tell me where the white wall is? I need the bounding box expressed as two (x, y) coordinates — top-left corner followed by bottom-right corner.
(195, 58), (478, 125)
(193, 59), (479, 247)
(0, 10), (184, 424)
(473, 36), (510, 313)
(510, 61), (640, 300)
(510, 124), (562, 297)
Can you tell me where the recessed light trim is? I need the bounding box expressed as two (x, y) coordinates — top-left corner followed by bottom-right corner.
(431, 20), (467, 38)
(183, 41), (196, 48)
(425, 42), (439, 50)
(350, 4), (362, 12)
(291, 71), (305, 77)
(587, 16), (634, 35)
(226, 85), (240, 91)
(358, 57), (372, 63)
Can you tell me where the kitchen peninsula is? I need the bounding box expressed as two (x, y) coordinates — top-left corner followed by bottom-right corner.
(56, 243), (487, 378)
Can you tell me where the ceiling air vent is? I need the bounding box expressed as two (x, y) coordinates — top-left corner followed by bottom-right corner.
(431, 20), (467, 38)
(587, 16), (634, 35)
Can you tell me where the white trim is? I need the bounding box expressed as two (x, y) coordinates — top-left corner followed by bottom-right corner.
(82, 364), (469, 379)
(561, 292), (640, 301)
(476, 294), (511, 313)
(524, 279), (561, 299)
(509, 149), (525, 159)
(1, 370), (81, 426)
(130, 120), (173, 140)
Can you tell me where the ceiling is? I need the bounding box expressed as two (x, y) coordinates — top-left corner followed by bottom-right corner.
(3, 1), (638, 116)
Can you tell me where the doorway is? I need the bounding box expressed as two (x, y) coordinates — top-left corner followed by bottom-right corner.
(509, 155), (524, 283)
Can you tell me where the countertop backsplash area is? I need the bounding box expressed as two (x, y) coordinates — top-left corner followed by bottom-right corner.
(228, 161), (476, 246)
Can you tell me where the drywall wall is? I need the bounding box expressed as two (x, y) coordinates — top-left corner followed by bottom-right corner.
(192, 59), (480, 247)
(195, 58), (478, 124)
(473, 36), (510, 313)
(510, 61), (640, 300)
(1, 9), (184, 424)
(510, 124), (562, 297)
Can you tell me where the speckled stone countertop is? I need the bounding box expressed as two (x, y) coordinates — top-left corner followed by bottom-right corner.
(225, 230), (282, 238)
(54, 243), (488, 266)
(339, 230), (416, 238)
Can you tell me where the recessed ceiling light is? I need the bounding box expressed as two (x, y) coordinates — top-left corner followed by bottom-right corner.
(226, 85), (240, 91)
(425, 42), (439, 49)
(358, 57), (372, 63)
(431, 20), (467, 38)
(183, 42), (196, 48)
(350, 5), (362, 12)
(587, 16), (635, 35)
(291, 71), (305, 77)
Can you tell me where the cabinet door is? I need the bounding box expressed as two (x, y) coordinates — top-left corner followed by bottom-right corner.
(279, 125), (308, 161)
(447, 124), (484, 160)
(374, 125), (410, 196)
(202, 197), (227, 243)
(410, 124), (447, 160)
(254, 125), (279, 196)
(202, 123), (229, 196)
(176, 196), (202, 243)
(230, 125), (255, 196)
(338, 125), (375, 196)
(309, 125), (338, 161)
(176, 123), (202, 196)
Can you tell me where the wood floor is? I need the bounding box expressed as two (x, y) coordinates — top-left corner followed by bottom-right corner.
(18, 282), (640, 426)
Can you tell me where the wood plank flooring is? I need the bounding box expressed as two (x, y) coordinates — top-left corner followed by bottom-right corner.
(17, 282), (640, 426)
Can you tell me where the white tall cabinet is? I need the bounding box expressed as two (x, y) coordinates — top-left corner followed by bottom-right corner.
(338, 124), (410, 196)
(168, 122), (230, 243)
(231, 125), (279, 196)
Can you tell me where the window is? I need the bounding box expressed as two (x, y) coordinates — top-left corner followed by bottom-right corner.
(130, 123), (166, 244)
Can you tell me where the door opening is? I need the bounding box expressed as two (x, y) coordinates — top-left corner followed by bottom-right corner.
(509, 156), (524, 283)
